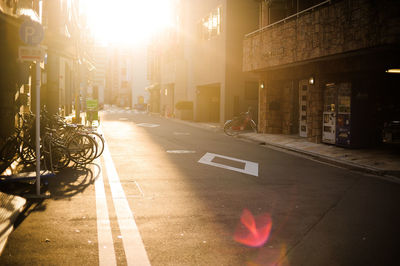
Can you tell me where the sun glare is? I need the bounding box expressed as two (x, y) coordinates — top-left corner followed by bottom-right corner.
(81, 0), (174, 45)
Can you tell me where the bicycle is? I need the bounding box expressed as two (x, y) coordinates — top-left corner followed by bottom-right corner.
(42, 128), (70, 172)
(224, 107), (257, 136)
(41, 108), (100, 165)
(0, 112), (36, 165)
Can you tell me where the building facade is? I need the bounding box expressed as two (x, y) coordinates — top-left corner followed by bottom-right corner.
(132, 44), (150, 110)
(0, 0), (41, 139)
(244, 0), (400, 147)
(42, 0), (82, 116)
(189, 0), (259, 123)
(147, 0), (259, 123)
(107, 46), (134, 108)
(1, 0), (94, 139)
(91, 43), (107, 108)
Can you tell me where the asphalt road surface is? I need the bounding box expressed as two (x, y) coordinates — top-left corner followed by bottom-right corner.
(1, 108), (399, 266)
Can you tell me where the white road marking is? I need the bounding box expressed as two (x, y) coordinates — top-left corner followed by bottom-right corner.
(198, 152), (259, 176)
(103, 137), (151, 266)
(94, 158), (117, 266)
(166, 150), (196, 154)
(136, 123), (160, 128)
(134, 181), (145, 197)
(173, 132), (191, 135)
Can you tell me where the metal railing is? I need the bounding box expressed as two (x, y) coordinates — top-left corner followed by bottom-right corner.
(245, 0), (331, 38)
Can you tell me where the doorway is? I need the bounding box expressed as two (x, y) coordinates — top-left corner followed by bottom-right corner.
(196, 84), (220, 122)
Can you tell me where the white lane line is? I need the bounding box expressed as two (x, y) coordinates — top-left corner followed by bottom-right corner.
(166, 150), (196, 154)
(103, 138), (151, 266)
(94, 158), (117, 266)
(198, 152), (259, 176)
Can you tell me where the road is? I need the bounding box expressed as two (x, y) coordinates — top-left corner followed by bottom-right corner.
(1, 108), (399, 265)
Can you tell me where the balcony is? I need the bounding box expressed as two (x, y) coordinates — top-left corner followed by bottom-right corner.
(243, 0), (400, 72)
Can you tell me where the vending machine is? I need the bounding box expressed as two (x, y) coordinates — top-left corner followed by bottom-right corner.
(322, 84), (337, 144)
(336, 83), (351, 147)
(322, 82), (353, 147)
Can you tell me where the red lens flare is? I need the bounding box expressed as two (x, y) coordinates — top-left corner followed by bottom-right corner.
(234, 209), (272, 247)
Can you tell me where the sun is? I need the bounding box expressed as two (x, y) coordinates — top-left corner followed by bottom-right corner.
(80, 0), (174, 45)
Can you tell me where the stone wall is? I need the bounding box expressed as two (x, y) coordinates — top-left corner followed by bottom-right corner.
(281, 82), (295, 135)
(266, 83), (282, 134)
(261, 80), (297, 135)
(259, 87), (267, 133)
(259, 74), (323, 141)
(244, 0), (400, 72)
(307, 81), (323, 142)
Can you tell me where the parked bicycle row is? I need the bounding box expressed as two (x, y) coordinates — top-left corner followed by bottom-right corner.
(0, 108), (104, 173)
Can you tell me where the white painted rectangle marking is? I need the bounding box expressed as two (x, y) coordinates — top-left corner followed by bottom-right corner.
(198, 152), (259, 176)
(136, 123), (160, 128)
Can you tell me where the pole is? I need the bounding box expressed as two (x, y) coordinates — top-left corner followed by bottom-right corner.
(35, 61), (41, 196)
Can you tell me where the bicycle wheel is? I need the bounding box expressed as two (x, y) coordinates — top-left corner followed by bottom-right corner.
(88, 131), (104, 159)
(19, 140), (36, 164)
(67, 133), (96, 165)
(224, 120), (240, 136)
(50, 145), (70, 170)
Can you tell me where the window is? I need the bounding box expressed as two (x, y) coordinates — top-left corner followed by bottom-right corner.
(198, 6), (222, 40)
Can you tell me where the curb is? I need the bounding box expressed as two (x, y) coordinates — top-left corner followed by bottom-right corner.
(237, 134), (400, 180)
(0, 192), (27, 256)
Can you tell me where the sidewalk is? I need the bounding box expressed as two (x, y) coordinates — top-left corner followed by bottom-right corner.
(0, 192), (26, 256)
(171, 118), (400, 179)
(241, 132), (400, 178)
(0, 110), (89, 257)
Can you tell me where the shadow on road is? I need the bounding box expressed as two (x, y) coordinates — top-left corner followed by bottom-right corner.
(1, 163), (100, 231)
(46, 164), (97, 199)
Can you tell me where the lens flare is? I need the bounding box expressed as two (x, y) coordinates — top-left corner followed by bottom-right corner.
(234, 209), (272, 247)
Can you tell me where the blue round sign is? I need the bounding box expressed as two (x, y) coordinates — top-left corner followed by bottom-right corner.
(19, 20), (44, 46)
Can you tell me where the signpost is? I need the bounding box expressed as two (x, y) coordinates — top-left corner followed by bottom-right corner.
(19, 20), (44, 196)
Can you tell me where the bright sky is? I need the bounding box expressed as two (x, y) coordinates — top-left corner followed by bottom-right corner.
(80, 0), (174, 45)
